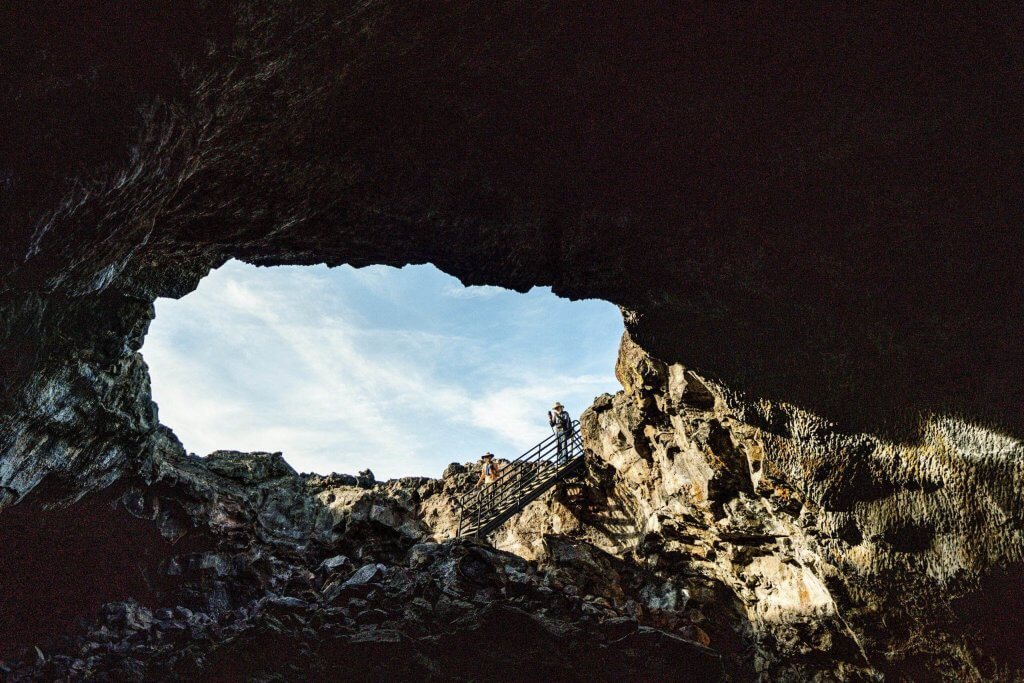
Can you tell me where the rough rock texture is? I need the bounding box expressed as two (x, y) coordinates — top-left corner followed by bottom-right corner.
(4, 5), (1024, 495)
(580, 334), (1024, 680)
(3, 3), (1024, 680)
(1, 444), (728, 681)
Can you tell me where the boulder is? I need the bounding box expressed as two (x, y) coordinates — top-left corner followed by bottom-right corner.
(344, 563), (387, 588)
(356, 470), (376, 489)
(203, 451), (297, 484)
(317, 555), (351, 574)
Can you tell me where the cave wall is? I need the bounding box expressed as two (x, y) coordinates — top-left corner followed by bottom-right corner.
(2, 3), (1024, 677)
(3, 0), (1023, 499)
(4, 2), (1024, 436)
(581, 334), (1024, 678)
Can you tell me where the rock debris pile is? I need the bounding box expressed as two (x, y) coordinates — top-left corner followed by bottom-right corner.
(1, 437), (725, 681)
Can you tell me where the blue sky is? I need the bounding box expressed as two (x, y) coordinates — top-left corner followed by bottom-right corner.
(141, 260), (623, 479)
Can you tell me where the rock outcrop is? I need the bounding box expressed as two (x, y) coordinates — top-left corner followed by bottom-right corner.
(0, 440), (729, 681)
(579, 334), (1024, 679)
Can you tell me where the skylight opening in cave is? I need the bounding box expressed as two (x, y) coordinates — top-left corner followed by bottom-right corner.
(140, 260), (623, 480)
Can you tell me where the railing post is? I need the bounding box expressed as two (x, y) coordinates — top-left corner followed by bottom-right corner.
(517, 464), (522, 509)
(454, 420), (585, 540)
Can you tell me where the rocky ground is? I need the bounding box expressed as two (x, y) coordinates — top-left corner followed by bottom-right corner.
(0, 427), (730, 681)
(4, 333), (1021, 681)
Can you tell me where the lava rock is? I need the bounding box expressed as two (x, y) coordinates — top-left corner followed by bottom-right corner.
(356, 470), (376, 489)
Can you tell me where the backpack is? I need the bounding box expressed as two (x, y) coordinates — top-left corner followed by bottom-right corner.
(550, 410), (571, 431)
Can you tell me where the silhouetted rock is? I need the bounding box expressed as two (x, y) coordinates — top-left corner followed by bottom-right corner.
(356, 469), (376, 489)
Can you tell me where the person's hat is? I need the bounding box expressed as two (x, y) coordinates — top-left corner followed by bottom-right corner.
(553, 402), (563, 409)
(481, 452), (494, 460)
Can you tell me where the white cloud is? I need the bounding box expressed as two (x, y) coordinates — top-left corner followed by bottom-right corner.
(142, 261), (622, 479)
(441, 283), (503, 299)
(466, 374), (611, 446)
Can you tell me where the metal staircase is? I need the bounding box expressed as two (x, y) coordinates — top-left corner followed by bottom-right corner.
(455, 421), (586, 539)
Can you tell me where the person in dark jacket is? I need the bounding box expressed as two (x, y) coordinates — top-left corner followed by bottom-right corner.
(548, 402), (572, 464)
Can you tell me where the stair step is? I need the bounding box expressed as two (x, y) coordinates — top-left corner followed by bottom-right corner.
(456, 440), (584, 538)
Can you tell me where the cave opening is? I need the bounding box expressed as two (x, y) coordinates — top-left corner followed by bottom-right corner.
(140, 260), (624, 480)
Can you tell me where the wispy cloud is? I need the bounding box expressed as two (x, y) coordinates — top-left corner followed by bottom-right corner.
(142, 261), (622, 479)
(441, 283), (503, 300)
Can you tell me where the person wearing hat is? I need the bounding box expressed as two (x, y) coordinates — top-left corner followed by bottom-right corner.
(548, 402), (572, 465)
(477, 452), (502, 487)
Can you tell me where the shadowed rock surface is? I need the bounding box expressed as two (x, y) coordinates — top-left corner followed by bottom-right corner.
(2, 3), (1024, 681)
(0, 444), (729, 681)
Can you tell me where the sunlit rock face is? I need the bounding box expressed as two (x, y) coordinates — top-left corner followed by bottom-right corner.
(2, 2), (1024, 680)
(580, 334), (1024, 679)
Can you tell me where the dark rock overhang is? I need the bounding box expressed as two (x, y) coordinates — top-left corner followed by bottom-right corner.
(2, 2), (1023, 500)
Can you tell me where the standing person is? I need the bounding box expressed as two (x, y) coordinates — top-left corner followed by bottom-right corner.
(548, 402), (572, 465)
(477, 452), (501, 506)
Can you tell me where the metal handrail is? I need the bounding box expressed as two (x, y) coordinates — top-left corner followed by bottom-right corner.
(456, 421), (585, 538)
(460, 435), (567, 515)
(462, 446), (582, 536)
(456, 420), (580, 513)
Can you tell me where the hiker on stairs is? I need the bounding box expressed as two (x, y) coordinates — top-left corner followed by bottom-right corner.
(478, 452), (501, 485)
(477, 452), (501, 504)
(549, 402), (572, 465)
